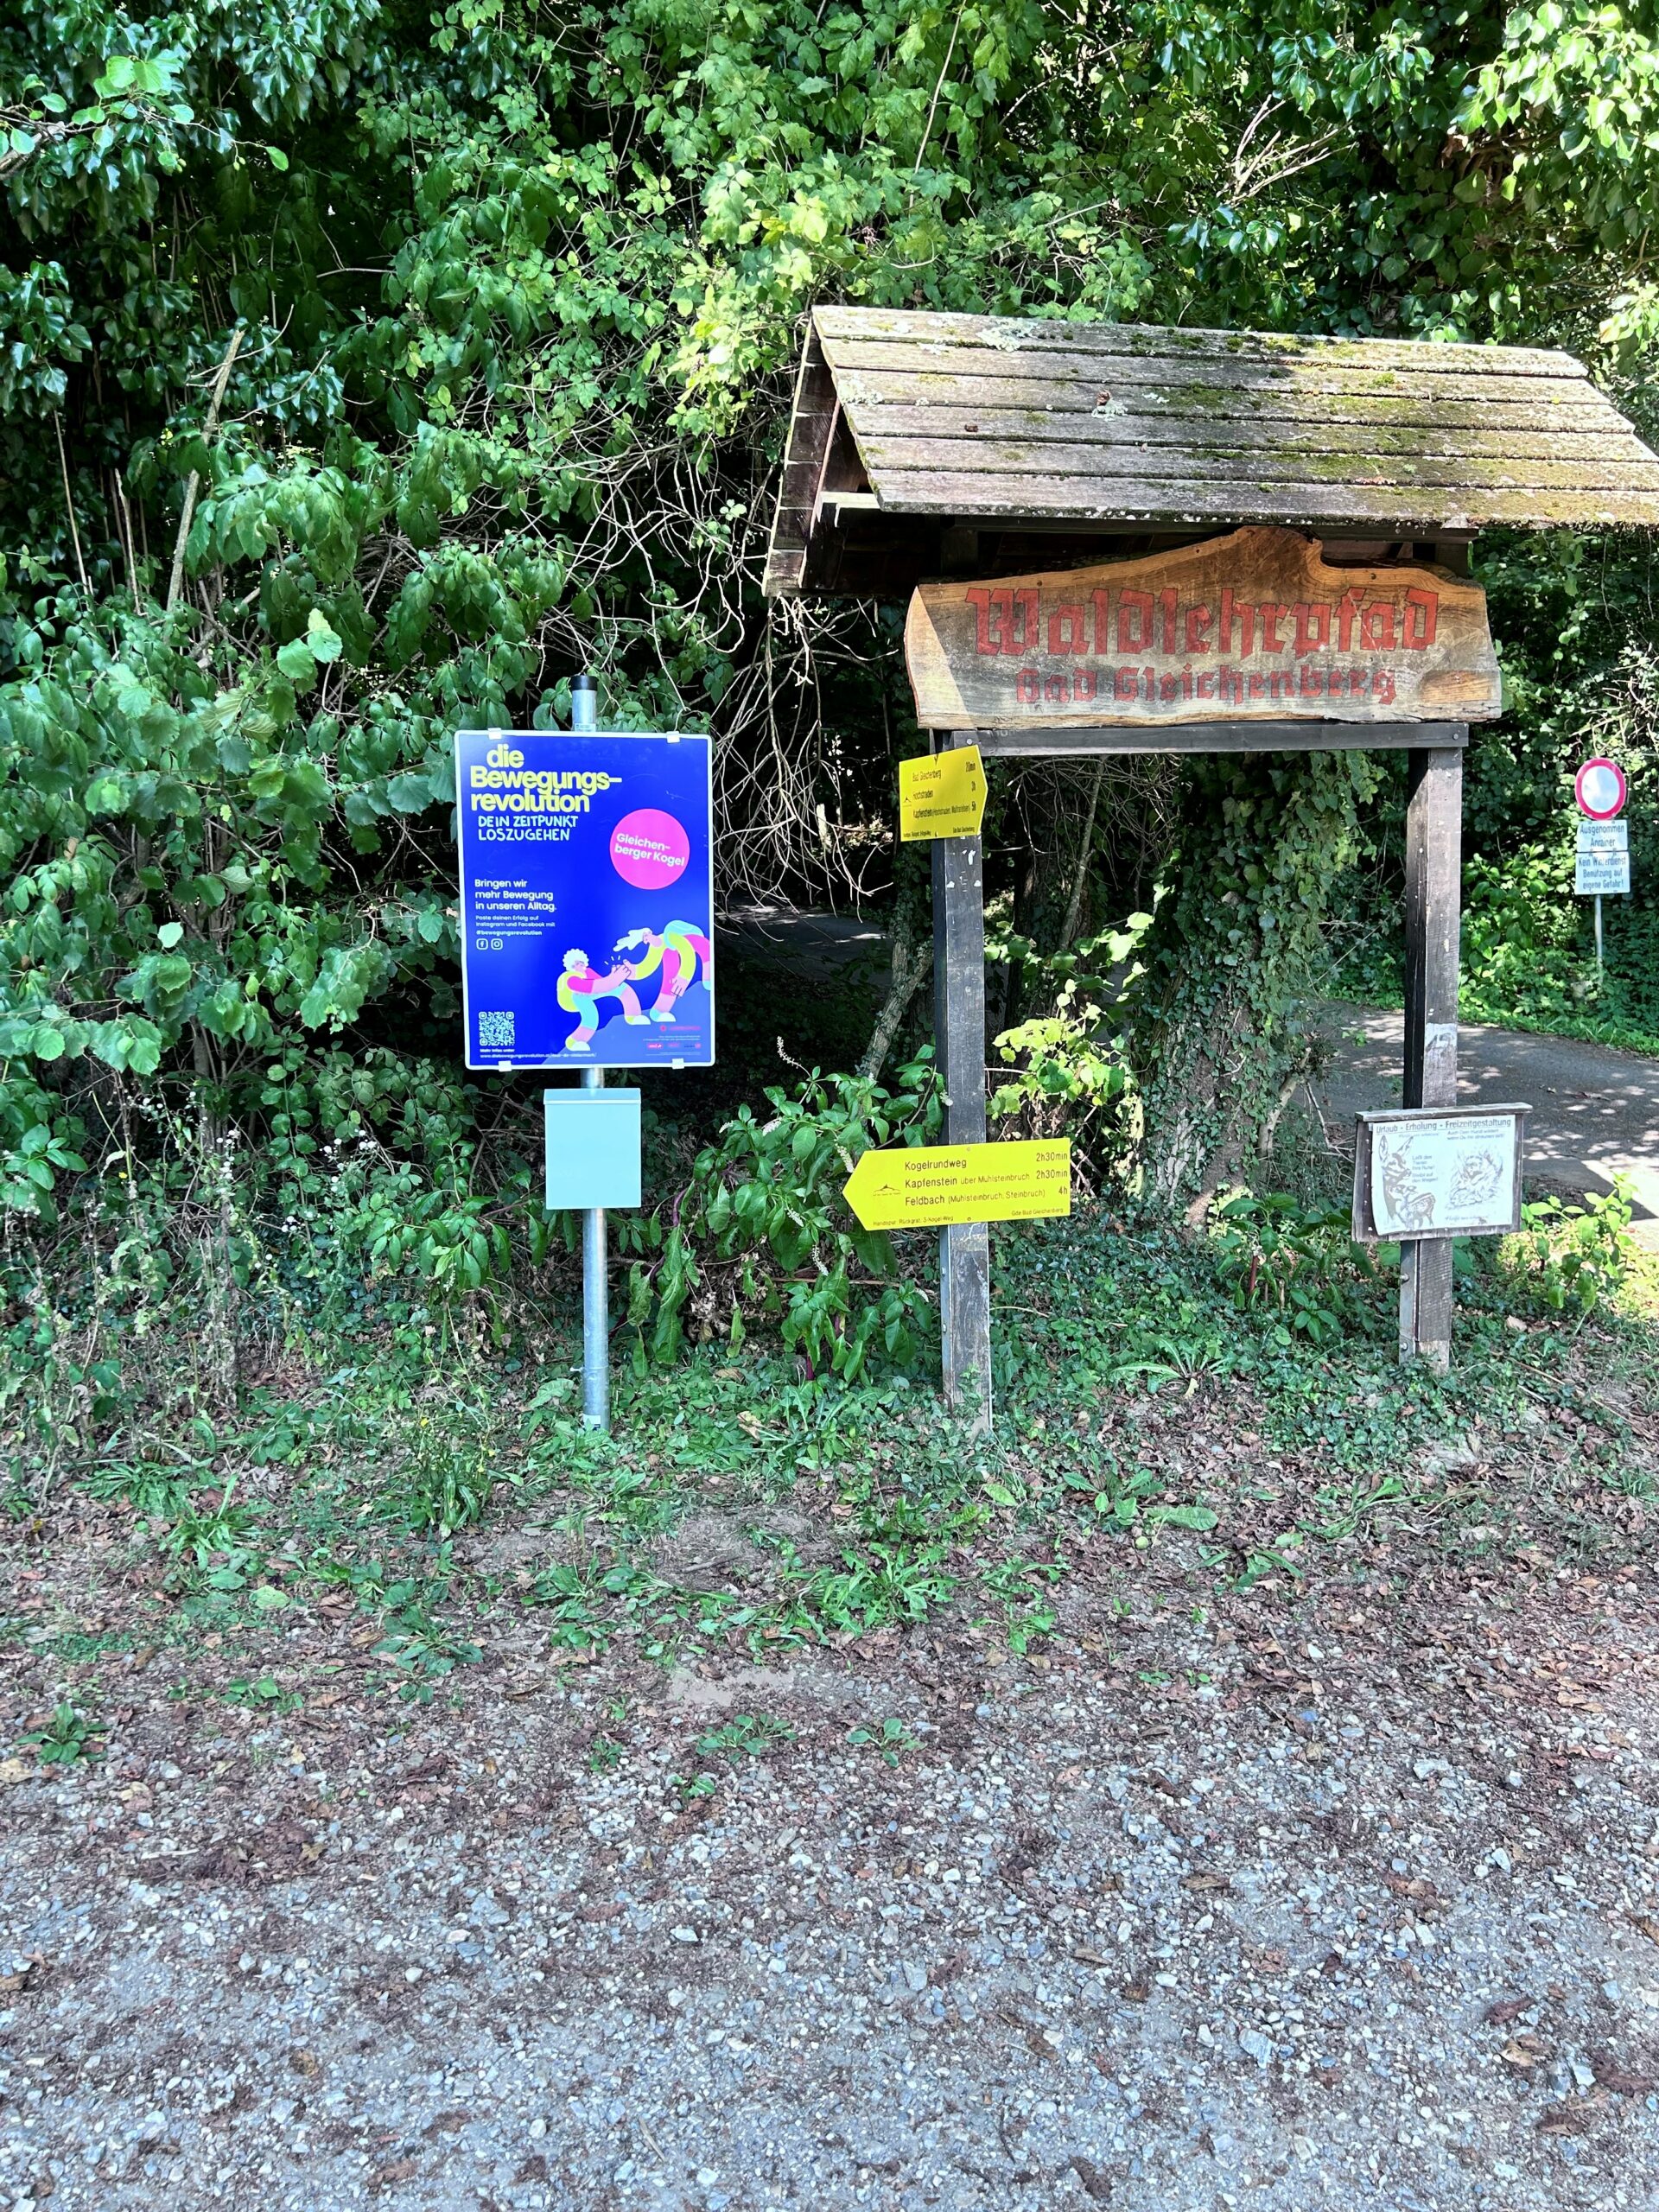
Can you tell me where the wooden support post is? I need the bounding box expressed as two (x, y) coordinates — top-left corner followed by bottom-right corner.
(1400, 739), (1465, 1371)
(932, 740), (992, 1429)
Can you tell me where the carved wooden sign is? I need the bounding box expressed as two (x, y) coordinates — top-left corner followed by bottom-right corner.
(904, 527), (1501, 731)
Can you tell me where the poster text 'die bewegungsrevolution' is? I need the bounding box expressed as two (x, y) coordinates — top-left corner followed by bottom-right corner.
(457, 730), (714, 1070)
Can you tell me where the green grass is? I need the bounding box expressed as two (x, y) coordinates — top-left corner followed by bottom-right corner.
(5, 1193), (1656, 1724)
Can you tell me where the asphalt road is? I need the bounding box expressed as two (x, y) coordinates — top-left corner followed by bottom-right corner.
(1313, 1007), (1659, 1243)
(715, 911), (1659, 1245)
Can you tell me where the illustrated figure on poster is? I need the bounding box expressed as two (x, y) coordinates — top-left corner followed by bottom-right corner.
(556, 949), (649, 1052)
(613, 920), (713, 1022)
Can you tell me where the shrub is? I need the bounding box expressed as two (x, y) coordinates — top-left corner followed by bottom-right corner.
(1206, 1190), (1376, 1346)
(614, 1052), (943, 1380)
(1499, 1179), (1635, 1319)
(988, 918), (1146, 1185)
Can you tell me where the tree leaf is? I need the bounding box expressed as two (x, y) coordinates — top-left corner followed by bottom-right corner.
(276, 639), (317, 687)
(305, 610), (344, 664)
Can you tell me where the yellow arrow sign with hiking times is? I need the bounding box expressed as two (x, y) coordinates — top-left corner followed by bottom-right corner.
(842, 1139), (1071, 1231)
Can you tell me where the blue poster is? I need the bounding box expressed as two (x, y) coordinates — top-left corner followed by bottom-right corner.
(456, 729), (715, 1070)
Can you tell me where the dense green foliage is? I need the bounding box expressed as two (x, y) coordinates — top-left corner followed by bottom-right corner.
(613, 1052), (943, 1376)
(3, 0), (1658, 1329)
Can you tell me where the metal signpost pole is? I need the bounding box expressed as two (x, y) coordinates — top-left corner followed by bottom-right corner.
(580, 1060), (610, 1433)
(457, 683), (711, 1447)
(1574, 758), (1629, 995)
(569, 674), (611, 1433)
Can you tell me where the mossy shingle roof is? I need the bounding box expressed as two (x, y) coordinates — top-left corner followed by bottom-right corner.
(764, 308), (1659, 597)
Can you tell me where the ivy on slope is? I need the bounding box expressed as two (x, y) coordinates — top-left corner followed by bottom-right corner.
(1130, 749), (1383, 1210)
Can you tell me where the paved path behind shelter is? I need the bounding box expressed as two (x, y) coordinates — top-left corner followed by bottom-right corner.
(713, 909), (1659, 1249)
(1314, 1005), (1659, 1244)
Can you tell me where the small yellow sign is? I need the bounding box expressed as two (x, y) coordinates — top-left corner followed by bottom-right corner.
(899, 746), (987, 842)
(843, 1139), (1071, 1231)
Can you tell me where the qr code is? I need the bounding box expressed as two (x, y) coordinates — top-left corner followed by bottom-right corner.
(477, 1010), (515, 1051)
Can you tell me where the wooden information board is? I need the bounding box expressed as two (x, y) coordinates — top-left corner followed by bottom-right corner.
(905, 527), (1501, 732)
(1351, 1105), (1529, 1243)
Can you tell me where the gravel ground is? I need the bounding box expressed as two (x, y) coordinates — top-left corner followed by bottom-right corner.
(6, 1555), (1659, 2211)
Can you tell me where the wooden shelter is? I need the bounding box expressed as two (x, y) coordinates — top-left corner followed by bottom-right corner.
(765, 308), (1659, 1414)
(766, 308), (1659, 596)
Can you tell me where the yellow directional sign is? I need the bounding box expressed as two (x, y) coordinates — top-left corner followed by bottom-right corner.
(899, 746), (987, 842)
(843, 1139), (1071, 1231)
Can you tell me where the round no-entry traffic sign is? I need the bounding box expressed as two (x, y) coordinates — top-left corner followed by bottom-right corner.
(1575, 757), (1627, 820)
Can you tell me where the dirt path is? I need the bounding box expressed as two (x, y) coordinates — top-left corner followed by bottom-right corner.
(4, 1138), (1657, 2212)
(5, 1555), (1659, 2212)
(1315, 1006), (1659, 1243)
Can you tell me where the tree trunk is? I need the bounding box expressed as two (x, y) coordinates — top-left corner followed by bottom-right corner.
(858, 842), (931, 1080)
(1002, 762), (1090, 1033)
(1059, 760), (1106, 949)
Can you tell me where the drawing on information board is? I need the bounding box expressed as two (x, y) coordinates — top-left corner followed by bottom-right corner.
(552, 922), (714, 1052)
(556, 950), (647, 1052)
(1370, 1116), (1518, 1239)
(1377, 1132), (1440, 1229)
(614, 920), (714, 1024)
(1449, 1145), (1505, 1211)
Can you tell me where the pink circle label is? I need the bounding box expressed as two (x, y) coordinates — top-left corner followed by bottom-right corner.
(610, 808), (690, 889)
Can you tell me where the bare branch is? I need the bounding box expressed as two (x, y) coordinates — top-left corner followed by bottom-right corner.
(166, 327), (245, 615)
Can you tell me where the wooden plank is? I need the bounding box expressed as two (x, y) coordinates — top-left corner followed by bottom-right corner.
(839, 404), (1652, 464)
(770, 311), (1659, 601)
(932, 810), (992, 1428)
(852, 435), (1659, 494)
(822, 337), (1597, 406)
(976, 720), (1470, 756)
(906, 530), (1501, 731)
(834, 368), (1618, 429)
(762, 326), (838, 598)
(814, 306), (1582, 379)
(1400, 745), (1464, 1371)
(869, 469), (1659, 527)
(1403, 748), (1464, 1112)
(934, 811), (989, 1147)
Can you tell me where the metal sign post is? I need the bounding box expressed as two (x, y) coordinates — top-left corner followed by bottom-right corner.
(570, 677), (608, 1433)
(455, 679), (715, 1438)
(543, 1078), (639, 1432)
(579, 1065), (609, 1431)
(1573, 757), (1630, 989)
